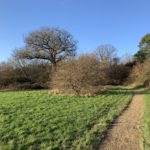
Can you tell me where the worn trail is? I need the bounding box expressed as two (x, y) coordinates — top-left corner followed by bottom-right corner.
(99, 93), (143, 150)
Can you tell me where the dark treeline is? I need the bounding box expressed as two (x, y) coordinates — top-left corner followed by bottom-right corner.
(0, 60), (51, 89)
(1, 27), (149, 94)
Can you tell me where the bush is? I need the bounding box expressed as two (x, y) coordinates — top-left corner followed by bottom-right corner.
(52, 55), (105, 96)
(0, 60), (51, 90)
(129, 57), (150, 87)
(108, 64), (130, 85)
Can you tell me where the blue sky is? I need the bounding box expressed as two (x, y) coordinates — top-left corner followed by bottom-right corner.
(0, 0), (150, 62)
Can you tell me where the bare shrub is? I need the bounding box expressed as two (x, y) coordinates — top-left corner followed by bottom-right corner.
(129, 57), (150, 87)
(108, 63), (130, 85)
(0, 61), (14, 88)
(0, 59), (51, 90)
(142, 58), (150, 87)
(129, 63), (145, 86)
(52, 55), (105, 96)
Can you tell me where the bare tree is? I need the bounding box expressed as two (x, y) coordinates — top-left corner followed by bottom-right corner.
(94, 44), (116, 63)
(121, 53), (133, 64)
(13, 27), (77, 70)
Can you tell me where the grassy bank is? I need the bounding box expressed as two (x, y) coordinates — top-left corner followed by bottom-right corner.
(141, 91), (150, 150)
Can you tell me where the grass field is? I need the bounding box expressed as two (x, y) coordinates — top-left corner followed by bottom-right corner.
(0, 89), (132, 150)
(141, 91), (150, 150)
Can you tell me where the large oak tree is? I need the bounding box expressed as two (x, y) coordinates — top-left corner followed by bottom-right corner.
(13, 27), (77, 69)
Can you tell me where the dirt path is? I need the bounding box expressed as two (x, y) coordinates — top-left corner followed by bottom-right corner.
(99, 93), (144, 150)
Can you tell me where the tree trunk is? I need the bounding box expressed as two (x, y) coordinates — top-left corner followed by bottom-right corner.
(52, 62), (57, 72)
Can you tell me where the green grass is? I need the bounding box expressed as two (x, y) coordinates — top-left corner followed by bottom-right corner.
(141, 91), (150, 150)
(0, 89), (132, 150)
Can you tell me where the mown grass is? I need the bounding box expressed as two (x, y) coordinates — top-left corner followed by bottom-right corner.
(0, 89), (132, 150)
(141, 91), (150, 150)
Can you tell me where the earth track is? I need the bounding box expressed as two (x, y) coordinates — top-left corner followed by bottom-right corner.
(99, 93), (143, 150)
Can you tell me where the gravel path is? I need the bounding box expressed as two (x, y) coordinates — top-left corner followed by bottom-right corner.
(99, 93), (143, 150)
